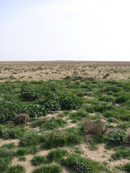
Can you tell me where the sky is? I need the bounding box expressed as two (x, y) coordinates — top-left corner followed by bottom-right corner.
(0, 0), (130, 61)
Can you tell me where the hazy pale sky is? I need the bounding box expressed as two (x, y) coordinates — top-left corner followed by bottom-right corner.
(0, 0), (130, 61)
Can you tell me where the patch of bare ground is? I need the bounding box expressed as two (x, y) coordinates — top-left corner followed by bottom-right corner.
(0, 138), (19, 147)
(0, 61), (130, 82)
(11, 155), (34, 173)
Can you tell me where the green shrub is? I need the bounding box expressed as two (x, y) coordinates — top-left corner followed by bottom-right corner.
(33, 165), (62, 173)
(115, 95), (129, 103)
(91, 134), (107, 144)
(6, 164), (25, 173)
(21, 86), (39, 101)
(31, 156), (48, 166)
(1, 142), (15, 149)
(122, 163), (130, 172)
(41, 118), (67, 130)
(69, 109), (89, 121)
(60, 95), (82, 110)
(16, 149), (26, 156)
(105, 86), (120, 93)
(0, 148), (15, 158)
(40, 129), (84, 149)
(61, 154), (102, 173)
(47, 149), (68, 162)
(99, 96), (114, 102)
(0, 100), (23, 124)
(0, 158), (12, 172)
(111, 147), (130, 160)
(1, 126), (25, 139)
(19, 131), (40, 147)
(108, 130), (127, 145)
(25, 104), (46, 118)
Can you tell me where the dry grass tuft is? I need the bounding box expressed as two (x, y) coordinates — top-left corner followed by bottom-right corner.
(83, 119), (108, 135)
(127, 133), (130, 143)
(14, 113), (30, 125)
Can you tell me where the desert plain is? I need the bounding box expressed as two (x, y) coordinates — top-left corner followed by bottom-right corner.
(0, 61), (130, 173)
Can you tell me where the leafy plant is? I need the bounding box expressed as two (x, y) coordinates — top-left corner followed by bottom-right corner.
(21, 85), (39, 101)
(33, 165), (62, 173)
(61, 154), (104, 173)
(6, 164), (25, 173)
(108, 130), (127, 145)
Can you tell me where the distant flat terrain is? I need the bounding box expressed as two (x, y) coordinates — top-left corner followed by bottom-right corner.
(0, 61), (130, 82)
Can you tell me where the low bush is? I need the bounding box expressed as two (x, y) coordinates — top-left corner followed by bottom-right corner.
(61, 154), (104, 173)
(40, 129), (84, 149)
(21, 86), (39, 101)
(108, 130), (127, 145)
(83, 119), (108, 135)
(19, 131), (40, 147)
(115, 95), (130, 103)
(0, 157), (12, 172)
(111, 147), (130, 160)
(122, 163), (130, 172)
(47, 149), (68, 163)
(31, 156), (48, 166)
(6, 164), (25, 173)
(60, 95), (82, 110)
(33, 165), (62, 173)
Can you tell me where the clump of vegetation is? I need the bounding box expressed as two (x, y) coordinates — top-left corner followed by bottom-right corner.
(31, 156), (48, 166)
(107, 130), (127, 145)
(111, 147), (130, 160)
(83, 119), (108, 135)
(61, 154), (105, 173)
(47, 149), (68, 163)
(33, 165), (62, 173)
(14, 113), (30, 125)
(40, 129), (84, 149)
(6, 164), (25, 173)
(1, 142), (15, 149)
(122, 163), (130, 172)
(0, 157), (12, 172)
(21, 85), (39, 101)
(115, 95), (129, 103)
(19, 131), (40, 147)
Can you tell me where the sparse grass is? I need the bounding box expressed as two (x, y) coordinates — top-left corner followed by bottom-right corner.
(31, 156), (48, 166)
(6, 164), (25, 173)
(33, 165), (62, 173)
(47, 149), (68, 163)
(1, 142), (15, 149)
(0, 75), (129, 173)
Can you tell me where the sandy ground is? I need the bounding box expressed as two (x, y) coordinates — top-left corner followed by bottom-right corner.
(0, 61), (130, 82)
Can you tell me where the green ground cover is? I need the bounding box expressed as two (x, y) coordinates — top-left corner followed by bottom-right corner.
(0, 77), (130, 172)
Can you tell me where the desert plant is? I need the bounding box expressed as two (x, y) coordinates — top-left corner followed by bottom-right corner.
(1, 142), (15, 149)
(47, 149), (68, 163)
(61, 154), (104, 173)
(122, 163), (130, 172)
(83, 119), (108, 135)
(33, 165), (62, 173)
(60, 95), (82, 110)
(0, 157), (12, 172)
(31, 156), (48, 166)
(111, 147), (130, 160)
(40, 129), (84, 149)
(108, 130), (127, 145)
(14, 113), (30, 125)
(6, 164), (25, 173)
(21, 85), (39, 101)
(19, 131), (40, 147)
(115, 95), (129, 103)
